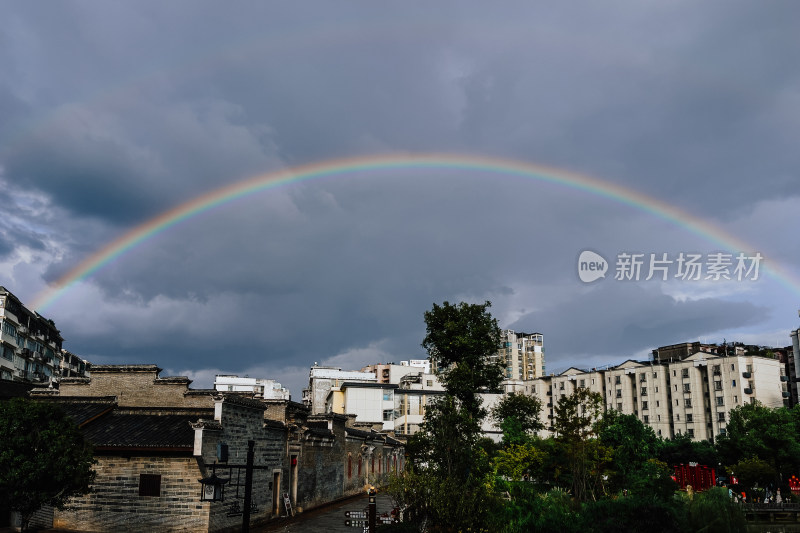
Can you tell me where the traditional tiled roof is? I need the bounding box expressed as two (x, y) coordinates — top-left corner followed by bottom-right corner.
(82, 411), (204, 450)
(54, 399), (116, 427)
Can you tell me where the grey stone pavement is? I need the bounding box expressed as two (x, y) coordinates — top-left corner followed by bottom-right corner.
(254, 492), (397, 533)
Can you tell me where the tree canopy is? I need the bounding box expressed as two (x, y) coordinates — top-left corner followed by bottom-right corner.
(0, 398), (96, 530)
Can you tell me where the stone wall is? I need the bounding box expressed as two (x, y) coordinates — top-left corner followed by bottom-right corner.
(59, 365), (215, 408)
(54, 455), (210, 533)
(196, 395), (290, 532)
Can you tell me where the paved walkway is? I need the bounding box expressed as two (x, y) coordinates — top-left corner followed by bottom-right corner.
(254, 492), (396, 532)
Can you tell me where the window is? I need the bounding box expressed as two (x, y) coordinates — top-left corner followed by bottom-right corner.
(640, 387), (647, 396)
(559, 382), (565, 390)
(732, 379), (736, 387)
(348, 455), (352, 479)
(640, 374), (647, 382)
(615, 376), (621, 384)
(676, 414), (680, 421)
(712, 365), (721, 375)
(1, 321), (16, 337)
(616, 390), (622, 398)
(641, 401), (648, 410)
(687, 428), (694, 437)
(682, 369), (689, 378)
(718, 412), (726, 422)
(714, 381), (722, 391)
(139, 474), (161, 497)
(617, 403), (622, 411)
(643, 415), (649, 424)
(716, 397), (724, 406)
(1, 345), (13, 361)
(656, 401), (660, 407)
(383, 409), (393, 421)
(673, 370), (676, 377)
(683, 383), (691, 393)
(731, 364), (735, 370)
(426, 380), (433, 387)
(653, 372), (658, 378)
(686, 414), (693, 423)
(579, 379), (585, 388)
(383, 390), (393, 401)
(734, 395), (738, 403)
(657, 415), (661, 422)
(685, 399), (692, 408)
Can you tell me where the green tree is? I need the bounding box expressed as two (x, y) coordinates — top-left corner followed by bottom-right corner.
(716, 401), (800, 479)
(491, 392), (544, 445)
(552, 388), (609, 501)
(422, 300), (503, 417)
(391, 301), (504, 531)
(597, 410), (659, 492)
(0, 398), (95, 531)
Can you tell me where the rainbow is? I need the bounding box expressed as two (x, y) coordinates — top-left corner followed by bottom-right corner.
(31, 153), (800, 311)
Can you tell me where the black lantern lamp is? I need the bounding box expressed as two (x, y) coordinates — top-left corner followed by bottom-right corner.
(198, 473), (229, 502)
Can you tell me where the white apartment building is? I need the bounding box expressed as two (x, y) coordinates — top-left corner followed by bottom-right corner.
(0, 286), (90, 385)
(303, 366), (378, 414)
(361, 360), (430, 385)
(214, 374), (290, 400)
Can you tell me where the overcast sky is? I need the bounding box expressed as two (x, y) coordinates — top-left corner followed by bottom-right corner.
(2, 1), (799, 398)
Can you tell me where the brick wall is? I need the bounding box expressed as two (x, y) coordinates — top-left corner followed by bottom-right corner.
(59, 365), (215, 408)
(54, 455), (210, 532)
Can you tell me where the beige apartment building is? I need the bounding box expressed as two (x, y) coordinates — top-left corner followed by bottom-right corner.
(491, 330), (545, 381)
(538, 351), (786, 441)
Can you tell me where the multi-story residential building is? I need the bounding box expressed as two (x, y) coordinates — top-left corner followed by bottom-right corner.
(302, 366), (377, 414)
(603, 360), (672, 438)
(214, 374), (290, 400)
(491, 330), (545, 381)
(59, 350), (90, 379)
(540, 348), (785, 441)
(0, 286), (66, 385)
(361, 360), (429, 385)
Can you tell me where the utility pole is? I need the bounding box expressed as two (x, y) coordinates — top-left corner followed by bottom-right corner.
(242, 440), (255, 533)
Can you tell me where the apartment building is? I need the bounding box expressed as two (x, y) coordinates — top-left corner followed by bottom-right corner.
(214, 374), (290, 400)
(361, 360), (430, 384)
(538, 350), (785, 441)
(302, 366), (377, 414)
(0, 286), (69, 384)
(491, 330), (545, 381)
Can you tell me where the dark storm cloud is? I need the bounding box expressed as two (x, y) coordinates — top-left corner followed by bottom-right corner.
(511, 282), (769, 370)
(1, 1), (798, 393)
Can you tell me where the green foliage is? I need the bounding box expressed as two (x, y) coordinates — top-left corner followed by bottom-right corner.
(597, 410), (659, 492)
(685, 487), (747, 533)
(493, 441), (547, 481)
(657, 432), (719, 468)
(491, 485), (581, 533)
(552, 388), (609, 501)
(387, 470), (501, 532)
(0, 398), (96, 530)
(422, 301), (502, 415)
(491, 392), (544, 440)
(716, 401), (800, 478)
(393, 302), (504, 531)
(729, 456), (777, 490)
(578, 494), (686, 533)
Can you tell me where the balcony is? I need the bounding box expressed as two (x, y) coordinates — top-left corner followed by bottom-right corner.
(744, 388), (753, 395)
(17, 326), (28, 335)
(742, 372), (752, 379)
(781, 376), (789, 382)
(783, 392), (791, 398)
